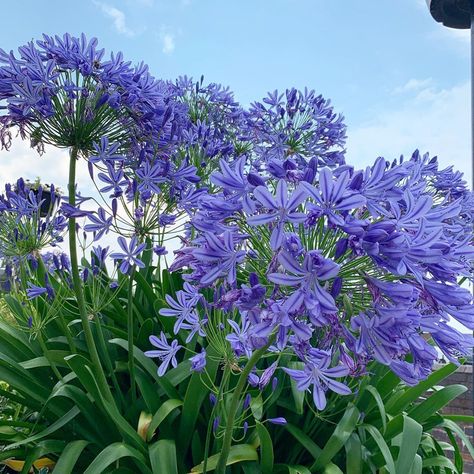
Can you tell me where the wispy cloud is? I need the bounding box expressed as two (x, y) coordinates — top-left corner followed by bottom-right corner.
(393, 78), (433, 95)
(159, 27), (176, 54)
(347, 80), (470, 183)
(95, 2), (135, 37)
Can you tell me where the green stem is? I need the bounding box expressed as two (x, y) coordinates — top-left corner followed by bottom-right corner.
(94, 313), (125, 408)
(68, 147), (113, 403)
(127, 265), (137, 404)
(37, 331), (63, 381)
(203, 369), (230, 474)
(215, 333), (276, 474)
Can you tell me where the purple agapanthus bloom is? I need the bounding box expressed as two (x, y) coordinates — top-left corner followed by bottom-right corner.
(145, 332), (182, 376)
(136, 161), (167, 199)
(84, 207), (113, 241)
(26, 282), (48, 299)
(269, 250), (340, 315)
(248, 180), (307, 250)
(283, 349), (350, 410)
(190, 349), (207, 372)
(193, 231), (246, 285)
(97, 165), (128, 197)
(89, 137), (125, 164)
(302, 168), (366, 226)
(109, 236), (146, 274)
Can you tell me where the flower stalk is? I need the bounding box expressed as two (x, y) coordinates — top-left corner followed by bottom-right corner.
(67, 147), (113, 403)
(215, 332), (276, 474)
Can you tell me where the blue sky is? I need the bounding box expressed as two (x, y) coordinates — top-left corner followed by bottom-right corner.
(0, 0), (471, 187)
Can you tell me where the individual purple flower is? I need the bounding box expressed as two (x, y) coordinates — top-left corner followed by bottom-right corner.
(302, 168), (366, 226)
(193, 231), (246, 285)
(145, 332), (182, 377)
(26, 282), (48, 299)
(269, 250), (340, 314)
(189, 349), (206, 372)
(84, 207), (113, 241)
(266, 417), (287, 426)
(60, 202), (91, 218)
(153, 245), (167, 256)
(259, 361), (278, 389)
(89, 137), (125, 164)
(136, 160), (167, 198)
(283, 349), (350, 410)
(97, 164), (128, 197)
(226, 319), (252, 357)
(159, 290), (199, 334)
(248, 180), (307, 250)
(109, 235), (146, 274)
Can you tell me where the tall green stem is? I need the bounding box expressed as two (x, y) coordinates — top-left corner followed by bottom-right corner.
(215, 334), (276, 474)
(127, 265), (137, 404)
(68, 148), (113, 403)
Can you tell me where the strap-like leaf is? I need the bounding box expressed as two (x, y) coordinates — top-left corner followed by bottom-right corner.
(149, 439), (178, 474)
(256, 421), (274, 474)
(395, 416), (422, 474)
(191, 444), (259, 473)
(53, 440), (89, 474)
(146, 399), (183, 442)
(84, 442), (152, 474)
(311, 405), (360, 471)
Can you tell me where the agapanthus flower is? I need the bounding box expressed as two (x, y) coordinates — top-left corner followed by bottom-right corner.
(248, 180), (307, 250)
(189, 349), (207, 372)
(145, 332), (182, 377)
(283, 349), (351, 410)
(109, 236), (146, 274)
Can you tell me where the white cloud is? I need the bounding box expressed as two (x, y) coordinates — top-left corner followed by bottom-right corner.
(393, 78), (433, 94)
(161, 33), (175, 54)
(347, 80), (471, 184)
(95, 2), (135, 37)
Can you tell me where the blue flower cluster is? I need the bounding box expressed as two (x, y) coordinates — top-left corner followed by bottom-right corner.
(1, 34), (472, 411)
(158, 142), (474, 408)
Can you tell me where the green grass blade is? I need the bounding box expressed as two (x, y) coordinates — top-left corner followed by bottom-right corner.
(149, 439), (178, 474)
(53, 440), (89, 474)
(394, 416), (422, 474)
(256, 421), (274, 474)
(311, 405), (360, 471)
(84, 442), (152, 474)
(146, 399), (183, 442)
(191, 444), (259, 473)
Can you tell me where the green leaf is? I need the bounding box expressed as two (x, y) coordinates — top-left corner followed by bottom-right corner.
(7, 407), (80, 449)
(287, 466), (312, 474)
(408, 454), (422, 474)
(288, 361), (305, 414)
(147, 399), (183, 442)
(256, 421), (274, 474)
(421, 455), (457, 471)
(441, 419), (474, 460)
(444, 414), (474, 424)
(361, 424), (396, 474)
(311, 404), (360, 471)
(250, 393), (263, 421)
(361, 385), (387, 433)
(84, 442), (152, 474)
(53, 440), (89, 474)
(177, 346), (218, 457)
(109, 338), (180, 399)
(191, 444), (259, 473)
(285, 423), (322, 459)
(395, 416), (422, 474)
(344, 433), (362, 474)
(149, 439), (178, 474)
(385, 363), (457, 415)
(407, 385), (467, 423)
(65, 354), (146, 453)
